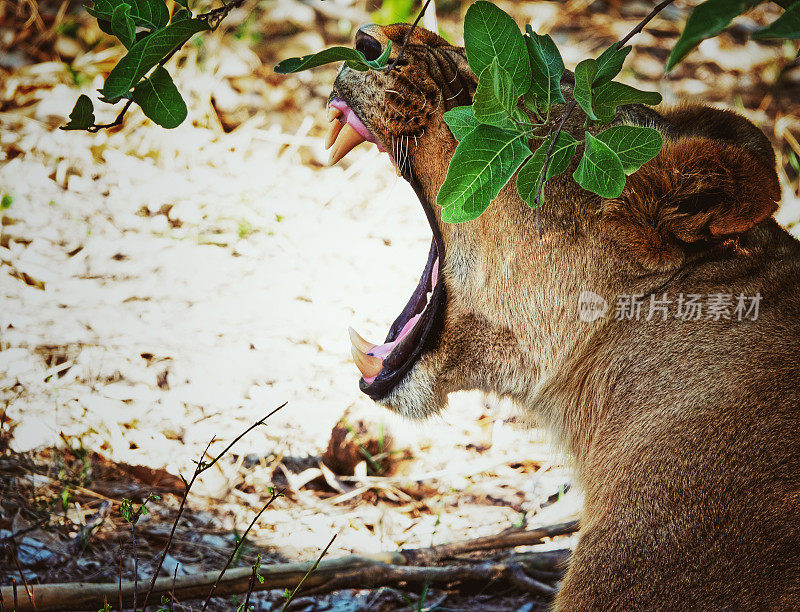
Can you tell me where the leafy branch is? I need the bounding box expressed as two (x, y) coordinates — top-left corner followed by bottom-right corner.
(62, 0), (250, 132)
(273, 0), (798, 227)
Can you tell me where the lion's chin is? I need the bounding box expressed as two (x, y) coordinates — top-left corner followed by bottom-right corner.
(325, 95), (448, 402)
(376, 362), (446, 420)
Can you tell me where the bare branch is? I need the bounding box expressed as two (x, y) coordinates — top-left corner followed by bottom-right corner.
(281, 533), (337, 610)
(387, 0), (434, 72)
(140, 404), (286, 610)
(0, 525), (576, 610)
(200, 489), (284, 611)
(619, 0), (678, 47)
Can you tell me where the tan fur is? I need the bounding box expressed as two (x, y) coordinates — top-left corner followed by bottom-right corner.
(333, 25), (800, 610)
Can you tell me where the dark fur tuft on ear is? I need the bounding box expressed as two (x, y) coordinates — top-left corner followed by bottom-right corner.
(663, 105), (776, 169)
(602, 137), (780, 270)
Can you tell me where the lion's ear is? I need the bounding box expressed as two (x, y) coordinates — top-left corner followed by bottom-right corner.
(601, 137), (780, 270)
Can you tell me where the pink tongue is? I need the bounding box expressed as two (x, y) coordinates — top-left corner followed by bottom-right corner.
(361, 257), (439, 385)
(330, 99), (385, 152)
(362, 314), (421, 385)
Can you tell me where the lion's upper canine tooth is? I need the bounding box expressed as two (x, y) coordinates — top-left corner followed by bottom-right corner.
(349, 327), (377, 354)
(328, 106), (343, 123)
(351, 346), (383, 379)
(329, 124), (366, 166)
(326, 119), (344, 150)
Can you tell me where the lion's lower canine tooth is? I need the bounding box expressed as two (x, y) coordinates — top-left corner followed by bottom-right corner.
(351, 346), (383, 379)
(349, 327), (376, 353)
(328, 124), (366, 166)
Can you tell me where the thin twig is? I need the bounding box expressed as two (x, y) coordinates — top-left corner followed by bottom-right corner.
(0, 517), (51, 544)
(281, 533), (337, 611)
(532, 100), (577, 236)
(242, 560), (258, 612)
(8, 545), (35, 610)
(85, 98), (133, 133)
(170, 562), (179, 611)
(404, 520), (578, 565)
(200, 490), (284, 611)
(140, 404), (286, 610)
(618, 0), (678, 47)
(387, 0), (434, 72)
(131, 523), (138, 612)
(118, 540), (123, 612)
(201, 0), (247, 30)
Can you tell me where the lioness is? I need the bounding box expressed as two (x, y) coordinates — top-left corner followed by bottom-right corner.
(326, 23), (800, 610)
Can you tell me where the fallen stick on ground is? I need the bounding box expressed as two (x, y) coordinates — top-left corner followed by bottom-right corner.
(0, 520), (577, 611)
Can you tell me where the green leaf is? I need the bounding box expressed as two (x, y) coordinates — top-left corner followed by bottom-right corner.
(128, 0), (170, 30)
(596, 125), (663, 174)
(172, 8), (192, 22)
(517, 132), (578, 207)
(573, 132), (626, 198)
(437, 124), (531, 223)
(573, 59), (598, 120)
(754, 2), (800, 39)
(111, 3), (136, 48)
(524, 27), (566, 112)
(132, 65), (187, 128)
(666, 0), (757, 71)
(593, 43), (632, 87)
(275, 46), (372, 73)
(84, 0), (116, 20)
(443, 105), (481, 141)
(463, 1), (531, 97)
(473, 58), (517, 127)
(61, 94), (96, 130)
(87, 0), (169, 30)
(592, 81), (662, 124)
(100, 18), (210, 100)
(365, 40), (392, 69)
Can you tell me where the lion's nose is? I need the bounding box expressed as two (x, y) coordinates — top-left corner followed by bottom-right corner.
(355, 28), (383, 62)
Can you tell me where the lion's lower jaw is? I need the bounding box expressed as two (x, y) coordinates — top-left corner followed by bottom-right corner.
(376, 364), (445, 420)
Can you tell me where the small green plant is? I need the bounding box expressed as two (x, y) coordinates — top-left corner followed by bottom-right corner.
(120, 492), (160, 524)
(237, 219), (254, 239)
(53, 438), (92, 512)
(1, 193), (13, 209)
(121, 492), (160, 612)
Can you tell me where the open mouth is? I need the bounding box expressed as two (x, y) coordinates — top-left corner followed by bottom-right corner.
(326, 96), (446, 400)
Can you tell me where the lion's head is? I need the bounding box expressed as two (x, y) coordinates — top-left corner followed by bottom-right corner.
(327, 24), (781, 422)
